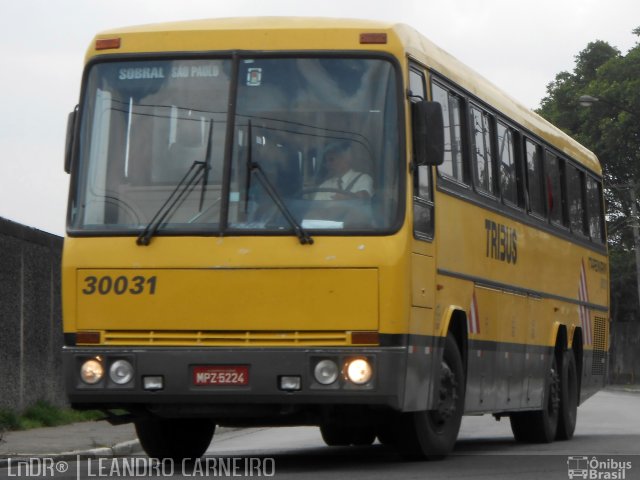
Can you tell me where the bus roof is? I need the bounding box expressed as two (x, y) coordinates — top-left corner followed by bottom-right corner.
(91, 17), (600, 174)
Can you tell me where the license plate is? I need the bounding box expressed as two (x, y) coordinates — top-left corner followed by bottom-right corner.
(192, 366), (249, 386)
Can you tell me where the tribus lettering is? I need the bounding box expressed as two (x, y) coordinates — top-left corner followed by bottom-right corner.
(485, 219), (517, 265)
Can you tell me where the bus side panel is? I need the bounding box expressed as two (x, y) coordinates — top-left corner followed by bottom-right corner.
(403, 248), (438, 412)
(402, 318), (440, 412)
(434, 191), (609, 414)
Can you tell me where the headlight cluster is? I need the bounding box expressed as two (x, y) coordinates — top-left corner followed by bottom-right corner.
(314, 359), (340, 385)
(346, 358), (373, 385)
(79, 357), (134, 386)
(312, 357), (374, 387)
(109, 359), (134, 384)
(80, 358), (104, 385)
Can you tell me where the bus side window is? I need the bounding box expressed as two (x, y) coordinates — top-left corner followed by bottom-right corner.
(470, 105), (496, 195)
(432, 82), (466, 185)
(410, 67), (434, 239)
(586, 175), (605, 243)
(497, 121), (520, 206)
(545, 152), (567, 227)
(567, 164), (588, 236)
(525, 139), (546, 217)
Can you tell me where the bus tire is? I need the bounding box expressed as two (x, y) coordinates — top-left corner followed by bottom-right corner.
(351, 427), (376, 446)
(376, 424), (395, 446)
(510, 354), (560, 443)
(320, 424), (376, 446)
(134, 417), (215, 460)
(396, 333), (465, 460)
(556, 350), (578, 440)
(320, 424), (352, 446)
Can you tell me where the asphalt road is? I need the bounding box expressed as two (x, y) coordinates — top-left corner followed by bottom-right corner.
(5, 389), (640, 479)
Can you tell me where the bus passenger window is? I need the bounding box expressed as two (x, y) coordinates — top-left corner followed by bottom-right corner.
(567, 165), (587, 235)
(586, 176), (605, 242)
(497, 122), (518, 206)
(546, 153), (566, 226)
(432, 83), (465, 184)
(470, 106), (495, 195)
(525, 140), (545, 217)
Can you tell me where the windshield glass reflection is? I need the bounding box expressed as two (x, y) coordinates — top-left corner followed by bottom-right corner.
(71, 57), (401, 235)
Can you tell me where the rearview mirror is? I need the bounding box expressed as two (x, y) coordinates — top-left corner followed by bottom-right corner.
(412, 101), (444, 166)
(64, 107), (78, 174)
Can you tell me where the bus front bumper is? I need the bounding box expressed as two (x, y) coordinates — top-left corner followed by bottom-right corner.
(63, 346), (408, 413)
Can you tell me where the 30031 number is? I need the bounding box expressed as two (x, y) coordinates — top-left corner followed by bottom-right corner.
(81, 275), (157, 295)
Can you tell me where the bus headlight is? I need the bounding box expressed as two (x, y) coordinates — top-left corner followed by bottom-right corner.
(345, 358), (373, 385)
(80, 358), (104, 385)
(109, 359), (134, 385)
(314, 359), (339, 385)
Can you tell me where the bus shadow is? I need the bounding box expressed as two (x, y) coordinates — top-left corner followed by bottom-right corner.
(200, 433), (640, 476)
(202, 439), (525, 475)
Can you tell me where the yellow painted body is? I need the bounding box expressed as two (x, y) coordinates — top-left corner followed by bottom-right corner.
(63, 234), (413, 344)
(433, 192), (609, 350)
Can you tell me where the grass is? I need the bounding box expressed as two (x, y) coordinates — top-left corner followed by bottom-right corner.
(0, 401), (105, 433)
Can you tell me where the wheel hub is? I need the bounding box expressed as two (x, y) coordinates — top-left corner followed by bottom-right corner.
(435, 361), (458, 422)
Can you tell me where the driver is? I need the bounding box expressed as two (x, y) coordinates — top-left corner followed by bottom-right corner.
(314, 141), (373, 200)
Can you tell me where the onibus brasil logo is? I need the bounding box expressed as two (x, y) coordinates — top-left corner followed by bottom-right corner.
(567, 456), (633, 479)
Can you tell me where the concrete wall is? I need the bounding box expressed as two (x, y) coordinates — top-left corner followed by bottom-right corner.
(609, 321), (640, 385)
(0, 217), (64, 411)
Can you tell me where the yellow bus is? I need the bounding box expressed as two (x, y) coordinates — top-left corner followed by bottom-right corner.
(62, 17), (609, 460)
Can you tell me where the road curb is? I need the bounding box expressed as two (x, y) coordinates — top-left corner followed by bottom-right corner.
(605, 384), (640, 394)
(0, 439), (142, 468)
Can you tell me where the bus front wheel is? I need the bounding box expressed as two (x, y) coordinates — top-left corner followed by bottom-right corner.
(395, 333), (465, 460)
(320, 424), (376, 446)
(134, 417), (215, 460)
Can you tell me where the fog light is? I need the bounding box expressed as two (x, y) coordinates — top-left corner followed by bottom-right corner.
(314, 359), (339, 385)
(143, 376), (164, 391)
(109, 359), (134, 385)
(80, 358), (104, 385)
(345, 358), (373, 385)
(279, 376), (301, 391)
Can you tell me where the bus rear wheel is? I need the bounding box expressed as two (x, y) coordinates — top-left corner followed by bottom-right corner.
(135, 417), (215, 460)
(510, 354), (560, 443)
(395, 333), (465, 460)
(556, 349), (578, 440)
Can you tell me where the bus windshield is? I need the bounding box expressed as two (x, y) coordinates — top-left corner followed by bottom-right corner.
(70, 56), (402, 236)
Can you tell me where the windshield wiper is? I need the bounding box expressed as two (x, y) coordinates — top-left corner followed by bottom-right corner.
(137, 121), (215, 246)
(250, 162), (313, 245)
(136, 160), (207, 246)
(244, 122), (312, 245)
(198, 120), (214, 210)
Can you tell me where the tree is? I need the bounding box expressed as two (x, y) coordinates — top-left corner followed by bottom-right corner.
(537, 30), (640, 322)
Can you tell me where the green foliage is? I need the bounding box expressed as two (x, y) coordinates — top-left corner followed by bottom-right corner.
(0, 408), (21, 431)
(0, 401), (104, 432)
(537, 27), (640, 322)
